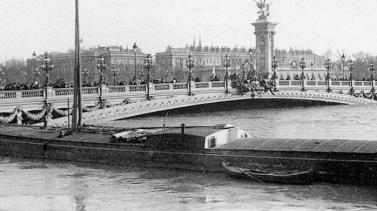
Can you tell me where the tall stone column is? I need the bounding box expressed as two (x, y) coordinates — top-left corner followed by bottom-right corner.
(251, 21), (277, 79)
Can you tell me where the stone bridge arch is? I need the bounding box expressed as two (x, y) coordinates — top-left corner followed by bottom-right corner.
(48, 91), (376, 127)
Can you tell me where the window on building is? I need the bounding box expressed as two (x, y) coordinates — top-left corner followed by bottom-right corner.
(208, 136), (216, 148)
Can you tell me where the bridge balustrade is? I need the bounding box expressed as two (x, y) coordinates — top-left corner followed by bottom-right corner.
(331, 81), (340, 86)
(129, 85), (146, 92)
(173, 83), (188, 89)
(0, 91), (17, 99)
(3, 80), (377, 102)
(195, 82), (210, 88)
(354, 81), (363, 86)
(278, 80), (290, 86)
(306, 81), (316, 86)
(108, 86), (126, 93)
(341, 81), (350, 86)
(82, 87), (98, 94)
(154, 84), (170, 91)
(21, 89), (44, 98)
(55, 88), (74, 96)
(363, 81), (372, 86)
(211, 82), (225, 88)
(290, 81), (302, 86)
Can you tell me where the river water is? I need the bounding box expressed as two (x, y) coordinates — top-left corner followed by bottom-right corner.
(2, 103), (377, 210)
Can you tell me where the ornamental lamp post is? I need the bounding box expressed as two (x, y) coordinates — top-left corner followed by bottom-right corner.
(186, 54), (195, 96)
(223, 54), (231, 94)
(248, 48), (256, 80)
(33, 68), (40, 86)
(0, 67), (4, 87)
(299, 57), (306, 91)
(341, 54), (345, 80)
(164, 69), (170, 83)
(40, 52), (54, 99)
(348, 60), (354, 89)
(31, 51), (37, 83)
(139, 69), (145, 83)
(242, 60), (248, 82)
(369, 63), (375, 89)
(111, 66), (118, 86)
(143, 54), (153, 100)
(133, 42), (138, 81)
(96, 55), (106, 106)
(272, 56), (278, 91)
(325, 58), (332, 92)
(248, 48), (253, 62)
(82, 68), (89, 85)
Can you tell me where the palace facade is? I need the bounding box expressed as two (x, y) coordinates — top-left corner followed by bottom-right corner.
(26, 46), (145, 85)
(155, 39), (253, 82)
(155, 39), (340, 82)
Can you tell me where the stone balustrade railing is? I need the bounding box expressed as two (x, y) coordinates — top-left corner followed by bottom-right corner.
(1, 80), (376, 100)
(278, 80), (377, 88)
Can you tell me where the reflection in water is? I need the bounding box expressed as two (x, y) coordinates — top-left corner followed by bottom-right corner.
(0, 157), (376, 210)
(70, 172), (88, 211)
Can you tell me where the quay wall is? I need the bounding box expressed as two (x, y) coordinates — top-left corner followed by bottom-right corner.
(1, 136), (377, 184)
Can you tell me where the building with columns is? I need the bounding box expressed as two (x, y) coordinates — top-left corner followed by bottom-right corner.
(26, 46), (145, 86)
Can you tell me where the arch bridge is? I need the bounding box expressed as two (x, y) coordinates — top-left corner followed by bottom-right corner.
(1, 80), (376, 126)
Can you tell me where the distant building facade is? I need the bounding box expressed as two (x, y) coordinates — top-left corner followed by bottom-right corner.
(275, 48), (330, 80)
(155, 39), (253, 82)
(26, 46), (145, 85)
(155, 39), (338, 82)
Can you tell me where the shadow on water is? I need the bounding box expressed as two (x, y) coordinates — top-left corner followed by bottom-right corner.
(117, 98), (340, 120)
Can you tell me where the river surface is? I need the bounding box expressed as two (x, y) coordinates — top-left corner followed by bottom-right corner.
(2, 104), (377, 210)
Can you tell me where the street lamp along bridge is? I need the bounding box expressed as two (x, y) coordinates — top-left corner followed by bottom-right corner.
(186, 54), (195, 96)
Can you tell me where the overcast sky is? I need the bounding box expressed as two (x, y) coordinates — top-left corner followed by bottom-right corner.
(0, 0), (376, 62)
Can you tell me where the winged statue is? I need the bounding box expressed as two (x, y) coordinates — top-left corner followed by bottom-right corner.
(255, 0), (272, 20)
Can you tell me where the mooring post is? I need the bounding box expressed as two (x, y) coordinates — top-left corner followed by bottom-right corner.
(181, 123), (185, 142)
(67, 98), (70, 129)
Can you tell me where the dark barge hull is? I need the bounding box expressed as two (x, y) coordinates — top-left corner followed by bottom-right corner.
(1, 133), (377, 185)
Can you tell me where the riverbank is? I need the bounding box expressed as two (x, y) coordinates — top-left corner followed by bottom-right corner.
(1, 124), (377, 184)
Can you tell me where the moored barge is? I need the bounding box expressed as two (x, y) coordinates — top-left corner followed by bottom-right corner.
(0, 124), (377, 184)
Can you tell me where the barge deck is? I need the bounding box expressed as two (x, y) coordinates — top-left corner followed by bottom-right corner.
(0, 124), (377, 184)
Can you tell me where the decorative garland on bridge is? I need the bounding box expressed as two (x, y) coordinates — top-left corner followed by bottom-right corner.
(348, 88), (377, 100)
(0, 97), (135, 125)
(0, 107), (21, 124)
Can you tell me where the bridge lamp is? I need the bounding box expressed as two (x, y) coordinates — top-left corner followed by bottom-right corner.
(139, 69), (145, 82)
(0, 67), (5, 86)
(133, 42), (138, 81)
(96, 55), (107, 106)
(248, 48), (253, 65)
(348, 60), (353, 89)
(299, 57), (306, 91)
(272, 56), (278, 91)
(40, 52), (54, 99)
(143, 54), (153, 100)
(82, 68), (89, 85)
(164, 69), (170, 83)
(325, 58), (331, 93)
(369, 63), (375, 89)
(111, 66), (119, 86)
(186, 54), (195, 96)
(341, 54), (346, 80)
(242, 60), (249, 82)
(223, 54), (231, 94)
